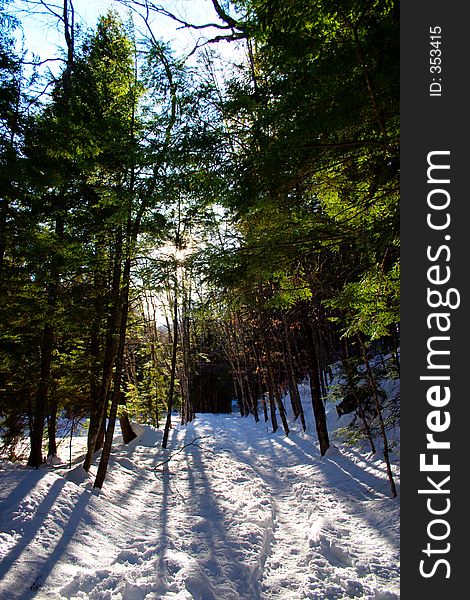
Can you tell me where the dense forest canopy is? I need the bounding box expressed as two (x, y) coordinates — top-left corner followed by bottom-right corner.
(0, 0), (399, 494)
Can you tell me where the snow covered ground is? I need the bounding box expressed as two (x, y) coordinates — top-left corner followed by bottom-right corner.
(0, 388), (399, 599)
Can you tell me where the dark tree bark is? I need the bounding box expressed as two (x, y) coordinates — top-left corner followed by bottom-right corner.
(28, 214), (63, 467)
(266, 381), (278, 434)
(342, 341), (376, 454)
(28, 321), (54, 467)
(95, 413), (106, 451)
(83, 230), (123, 472)
(306, 324), (330, 456)
(358, 336), (397, 498)
(180, 309), (194, 426)
(283, 321), (306, 431)
(162, 284), (178, 449)
(264, 335), (289, 436)
(94, 247), (134, 488)
(260, 394), (268, 422)
(47, 397), (59, 458)
(120, 411), (137, 444)
(263, 327), (289, 435)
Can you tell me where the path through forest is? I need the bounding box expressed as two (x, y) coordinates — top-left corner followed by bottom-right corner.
(0, 410), (399, 599)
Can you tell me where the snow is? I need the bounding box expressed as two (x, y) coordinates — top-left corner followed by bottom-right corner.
(0, 386), (399, 599)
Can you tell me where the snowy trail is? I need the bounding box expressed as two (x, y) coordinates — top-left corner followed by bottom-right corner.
(0, 413), (399, 599)
(191, 417), (400, 600)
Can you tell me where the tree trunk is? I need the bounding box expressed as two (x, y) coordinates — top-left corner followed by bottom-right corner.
(232, 376), (246, 416)
(149, 340), (160, 427)
(247, 377), (260, 422)
(342, 342), (376, 454)
(359, 336), (397, 498)
(28, 318), (54, 467)
(264, 335), (289, 436)
(251, 339), (268, 422)
(306, 325), (330, 456)
(94, 250), (133, 489)
(266, 382), (278, 433)
(47, 398), (59, 458)
(28, 214), (63, 467)
(180, 311), (194, 426)
(274, 386), (290, 436)
(93, 382), (120, 489)
(283, 321), (306, 431)
(83, 230), (123, 472)
(162, 286), (178, 449)
(260, 394), (268, 422)
(232, 343), (250, 417)
(95, 412), (106, 451)
(120, 412), (137, 444)
(0, 200), (8, 285)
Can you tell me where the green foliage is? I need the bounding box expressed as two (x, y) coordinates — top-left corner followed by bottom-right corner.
(0, 10), (152, 451)
(122, 327), (173, 426)
(326, 261), (400, 339)
(203, 0), (399, 342)
(329, 351), (399, 447)
(1, 0), (399, 457)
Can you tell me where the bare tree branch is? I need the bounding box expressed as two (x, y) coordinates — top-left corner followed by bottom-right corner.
(26, 78), (57, 109)
(210, 0), (240, 29)
(118, 0), (234, 31)
(153, 436), (210, 470)
(20, 0), (64, 23)
(116, 0), (247, 56)
(22, 57), (66, 66)
(184, 31), (245, 60)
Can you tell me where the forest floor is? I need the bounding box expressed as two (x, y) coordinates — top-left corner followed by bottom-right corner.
(0, 392), (400, 600)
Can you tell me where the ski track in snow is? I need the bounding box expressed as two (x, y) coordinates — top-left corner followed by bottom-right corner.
(0, 413), (399, 600)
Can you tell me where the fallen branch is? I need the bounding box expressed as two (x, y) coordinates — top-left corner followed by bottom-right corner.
(153, 436), (209, 470)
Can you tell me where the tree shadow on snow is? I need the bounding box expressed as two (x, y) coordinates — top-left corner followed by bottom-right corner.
(219, 421), (399, 547)
(21, 490), (91, 599)
(0, 469), (49, 516)
(176, 437), (262, 600)
(0, 476), (90, 598)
